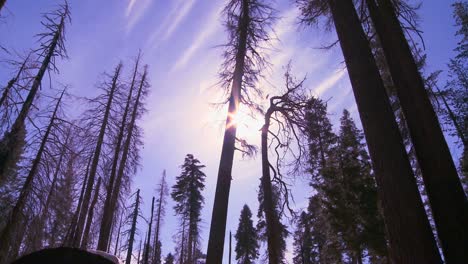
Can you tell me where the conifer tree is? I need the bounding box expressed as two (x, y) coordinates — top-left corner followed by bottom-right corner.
(171, 154), (206, 264)
(206, 1), (276, 261)
(292, 212), (313, 264)
(234, 205), (259, 264)
(126, 189), (141, 264)
(152, 170), (169, 264)
(164, 253), (175, 264)
(296, 0), (441, 261)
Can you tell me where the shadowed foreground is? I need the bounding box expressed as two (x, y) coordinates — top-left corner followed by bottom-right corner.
(11, 247), (117, 264)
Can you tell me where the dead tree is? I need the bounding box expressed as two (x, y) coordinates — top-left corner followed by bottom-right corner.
(81, 177), (102, 249)
(152, 170), (168, 264)
(98, 53), (141, 251)
(143, 197), (155, 264)
(365, 0), (468, 261)
(0, 2), (70, 184)
(0, 90), (66, 264)
(125, 189), (140, 264)
(72, 63), (123, 247)
(206, 1), (276, 262)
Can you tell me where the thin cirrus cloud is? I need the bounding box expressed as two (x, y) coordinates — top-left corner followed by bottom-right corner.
(145, 0), (198, 49)
(170, 3), (224, 72)
(312, 68), (347, 96)
(125, 0), (153, 33)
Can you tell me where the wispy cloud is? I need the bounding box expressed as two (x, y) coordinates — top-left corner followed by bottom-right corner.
(125, 0), (153, 33)
(170, 4), (223, 72)
(312, 68), (347, 96)
(146, 0), (198, 49)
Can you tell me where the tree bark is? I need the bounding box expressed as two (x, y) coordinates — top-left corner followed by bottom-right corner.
(73, 63), (122, 247)
(206, 1), (249, 263)
(0, 90), (65, 264)
(143, 197), (155, 264)
(98, 55), (140, 251)
(326, 0), (442, 262)
(126, 189), (140, 264)
(81, 177), (102, 249)
(259, 108), (282, 264)
(0, 12), (66, 183)
(366, 1), (468, 261)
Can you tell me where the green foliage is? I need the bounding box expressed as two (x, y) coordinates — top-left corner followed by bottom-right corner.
(234, 205), (259, 264)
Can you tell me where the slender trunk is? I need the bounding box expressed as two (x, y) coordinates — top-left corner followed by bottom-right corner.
(0, 54), (29, 110)
(0, 90), (65, 264)
(152, 172), (165, 264)
(435, 86), (467, 147)
(114, 212), (124, 257)
(206, 1), (250, 263)
(108, 67), (147, 246)
(187, 215), (193, 264)
(73, 64), (122, 247)
(180, 220), (186, 264)
(98, 55), (140, 251)
(138, 240), (143, 264)
(0, 13), (66, 183)
(143, 197), (155, 264)
(260, 108), (282, 264)
(228, 231), (232, 264)
(81, 177), (102, 249)
(367, 0), (468, 261)
(65, 157), (91, 246)
(107, 217), (115, 252)
(327, 0), (442, 262)
(126, 189), (141, 264)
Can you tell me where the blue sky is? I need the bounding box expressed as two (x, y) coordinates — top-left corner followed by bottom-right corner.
(0, 0), (462, 262)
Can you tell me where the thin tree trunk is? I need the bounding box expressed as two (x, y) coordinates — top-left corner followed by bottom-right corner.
(114, 211), (124, 257)
(152, 171), (166, 264)
(0, 90), (65, 264)
(0, 54), (30, 110)
(228, 231), (232, 264)
(0, 12), (66, 183)
(326, 0), (442, 262)
(73, 63), (122, 247)
(206, 1), (250, 263)
(108, 67), (147, 247)
(180, 220), (186, 264)
(126, 189), (140, 264)
(98, 55), (140, 251)
(367, 0), (468, 261)
(138, 240), (143, 264)
(65, 157), (91, 246)
(260, 108), (282, 264)
(143, 197), (155, 264)
(81, 177), (102, 249)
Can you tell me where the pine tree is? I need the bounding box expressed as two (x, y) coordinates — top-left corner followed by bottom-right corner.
(152, 170), (169, 264)
(234, 205), (259, 264)
(296, 0), (441, 261)
(206, 1), (276, 261)
(292, 212), (314, 264)
(164, 253), (175, 264)
(143, 197), (155, 264)
(0, 2), (70, 185)
(171, 154), (206, 264)
(365, 0), (468, 260)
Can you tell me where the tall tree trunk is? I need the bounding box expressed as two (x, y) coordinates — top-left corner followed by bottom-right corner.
(366, 1), (468, 261)
(81, 177), (102, 249)
(114, 211), (124, 257)
(0, 90), (65, 264)
(180, 220), (186, 264)
(326, 0), (442, 262)
(206, 1), (249, 263)
(108, 66), (147, 247)
(73, 63), (122, 247)
(0, 54), (29, 110)
(0, 12), (67, 183)
(65, 157), (91, 246)
(152, 172), (166, 264)
(98, 55), (140, 251)
(228, 231), (232, 264)
(126, 189), (140, 264)
(259, 108), (282, 264)
(143, 197), (155, 264)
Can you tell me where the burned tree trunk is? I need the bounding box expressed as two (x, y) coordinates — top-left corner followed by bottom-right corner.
(143, 197), (155, 264)
(152, 171), (167, 264)
(73, 63), (122, 247)
(326, 0), (442, 262)
(81, 177), (102, 249)
(125, 189), (140, 264)
(0, 4), (69, 184)
(0, 90), (65, 263)
(98, 55), (141, 251)
(366, 0), (468, 261)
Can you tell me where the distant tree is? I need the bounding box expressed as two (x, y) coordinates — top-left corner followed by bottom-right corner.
(292, 212), (313, 264)
(171, 154), (206, 264)
(296, 0), (441, 261)
(365, 0), (468, 261)
(234, 205), (258, 264)
(125, 189), (141, 264)
(0, 2), (70, 185)
(206, 0), (276, 261)
(152, 170), (169, 264)
(164, 253), (175, 264)
(0, 90), (65, 263)
(143, 197), (155, 264)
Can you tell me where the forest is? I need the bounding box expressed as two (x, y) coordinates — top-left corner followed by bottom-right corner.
(0, 0), (467, 263)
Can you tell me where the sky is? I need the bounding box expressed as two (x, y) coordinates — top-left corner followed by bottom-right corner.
(0, 0), (463, 263)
